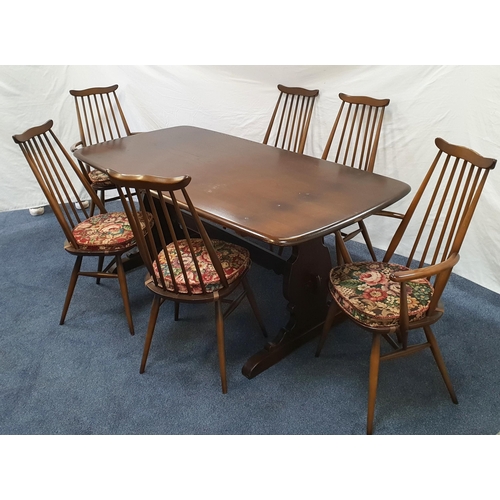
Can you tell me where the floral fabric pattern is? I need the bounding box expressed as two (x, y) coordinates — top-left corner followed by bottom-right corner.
(88, 169), (114, 187)
(330, 261), (434, 328)
(153, 238), (250, 294)
(72, 211), (149, 251)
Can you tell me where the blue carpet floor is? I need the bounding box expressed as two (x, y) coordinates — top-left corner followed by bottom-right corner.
(1, 203), (500, 437)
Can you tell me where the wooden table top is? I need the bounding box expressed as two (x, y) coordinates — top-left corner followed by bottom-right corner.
(74, 126), (411, 246)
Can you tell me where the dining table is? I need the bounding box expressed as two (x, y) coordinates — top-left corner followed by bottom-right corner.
(74, 125), (411, 379)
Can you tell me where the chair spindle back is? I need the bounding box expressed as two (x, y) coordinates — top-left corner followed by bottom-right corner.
(12, 120), (105, 245)
(322, 93), (390, 172)
(109, 171), (229, 295)
(70, 84), (131, 147)
(264, 84), (319, 154)
(384, 137), (496, 269)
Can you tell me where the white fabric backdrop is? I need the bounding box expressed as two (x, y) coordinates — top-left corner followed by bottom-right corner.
(2, 65), (499, 293)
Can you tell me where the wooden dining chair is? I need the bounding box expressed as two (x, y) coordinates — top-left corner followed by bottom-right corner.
(322, 93), (390, 264)
(315, 137), (496, 434)
(108, 169), (268, 394)
(69, 84), (136, 214)
(12, 119), (149, 336)
(264, 84), (319, 154)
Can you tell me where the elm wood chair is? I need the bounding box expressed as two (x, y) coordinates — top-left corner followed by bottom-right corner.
(264, 84), (319, 155)
(69, 84), (136, 215)
(108, 170), (268, 394)
(12, 119), (149, 336)
(315, 137), (496, 434)
(322, 93), (390, 264)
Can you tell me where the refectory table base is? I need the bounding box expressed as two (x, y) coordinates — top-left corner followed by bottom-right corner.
(242, 237), (332, 378)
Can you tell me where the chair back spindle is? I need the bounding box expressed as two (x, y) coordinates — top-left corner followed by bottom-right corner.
(384, 137), (496, 271)
(12, 120), (105, 246)
(111, 172), (230, 296)
(323, 93), (390, 263)
(264, 84), (319, 154)
(322, 93), (390, 172)
(70, 84), (131, 147)
(69, 84), (137, 214)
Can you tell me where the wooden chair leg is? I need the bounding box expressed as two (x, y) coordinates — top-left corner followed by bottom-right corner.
(140, 295), (162, 374)
(174, 302), (180, 321)
(96, 255), (105, 285)
(367, 333), (382, 435)
(215, 299), (227, 394)
(358, 220), (377, 261)
(242, 276), (268, 338)
(60, 255), (83, 325)
(335, 231), (353, 265)
(335, 231), (344, 266)
(424, 326), (458, 404)
(89, 187), (98, 217)
(115, 256), (134, 335)
(315, 300), (339, 357)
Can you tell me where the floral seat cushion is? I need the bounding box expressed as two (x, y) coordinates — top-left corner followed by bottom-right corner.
(72, 211), (149, 251)
(329, 261), (434, 329)
(88, 169), (114, 187)
(153, 238), (251, 294)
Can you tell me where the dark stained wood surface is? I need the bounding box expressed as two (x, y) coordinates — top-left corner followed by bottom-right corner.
(74, 125), (412, 379)
(74, 126), (411, 246)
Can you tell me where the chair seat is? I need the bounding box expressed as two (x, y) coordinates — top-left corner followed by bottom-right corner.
(329, 261), (434, 328)
(72, 211), (148, 251)
(153, 238), (251, 294)
(88, 169), (114, 187)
